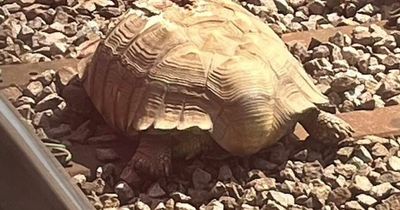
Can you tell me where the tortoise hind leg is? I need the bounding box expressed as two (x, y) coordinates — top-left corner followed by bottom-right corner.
(299, 109), (354, 144)
(120, 136), (172, 187)
(119, 131), (217, 187)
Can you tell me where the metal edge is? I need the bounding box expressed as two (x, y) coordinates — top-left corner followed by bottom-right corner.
(0, 93), (94, 210)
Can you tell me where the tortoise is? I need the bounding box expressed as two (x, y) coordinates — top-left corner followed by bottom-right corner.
(70, 0), (353, 187)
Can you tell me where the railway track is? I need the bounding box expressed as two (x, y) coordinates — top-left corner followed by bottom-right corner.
(0, 10), (399, 210)
(2, 21), (399, 140)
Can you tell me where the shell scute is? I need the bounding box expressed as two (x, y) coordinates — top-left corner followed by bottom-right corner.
(83, 0), (328, 155)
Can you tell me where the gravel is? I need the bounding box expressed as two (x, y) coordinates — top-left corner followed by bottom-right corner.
(289, 23), (400, 113)
(241, 0), (400, 35)
(1, 0), (399, 115)
(3, 69), (400, 210)
(2, 1), (400, 210)
(0, 0), (399, 65)
(0, 0), (126, 65)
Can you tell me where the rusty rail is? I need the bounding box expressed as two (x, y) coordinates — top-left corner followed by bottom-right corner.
(294, 105), (400, 140)
(1, 57), (400, 140)
(281, 21), (389, 47)
(1, 22), (400, 140)
(0, 58), (79, 89)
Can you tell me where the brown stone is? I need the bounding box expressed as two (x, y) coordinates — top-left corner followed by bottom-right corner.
(375, 194), (400, 210)
(327, 187), (352, 206)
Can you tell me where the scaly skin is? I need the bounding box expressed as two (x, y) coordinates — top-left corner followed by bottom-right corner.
(120, 136), (172, 188)
(300, 109), (354, 144)
(119, 132), (216, 187)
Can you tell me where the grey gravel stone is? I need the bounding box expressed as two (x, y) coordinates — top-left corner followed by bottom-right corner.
(347, 156), (365, 168)
(287, 0), (306, 9)
(327, 187), (352, 206)
(332, 59), (349, 69)
(246, 203), (264, 210)
(247, 177), (276, 192)
(356, 194), (377, 207)
(374, 158), (388, 173)
(154, 202), (167, 210)
(303, 161), (323, 182)
(386, 94), (400, 105)
(20, 52), (50, 63)
(135, 200), (151, 210)
(273, 0), (294, 15)
(81, 177), (105, 195)
(370, 183), (398, 199)
(375, 193), (400, 210)
(165, 198), (175, 210)
(267, 190), (295, 208)
(329, 32), (347, 48)
(335, 164), (357, 179)
(342, 46), (361, 66)
(171, 192), (191, 202)
(24, 80), (43, 98)
(358, 4), (378, 15)
(354, 146), (373, 163)
(353, 29), (374, 46)
(309, 179), (331, 207)
(304, 58), (334, 76)
(263, 200), (286, 210)
(354, 13), (371, 23)
(307, 0), (325, 15)
(35, 93), (64, 112)
(377, 171), (400, 184)
(388, 156), (400, 171)
(312, 45), (330, 59)
(344, 200), (364, 210)
(278, 180), (296, 194)
(337, 147), (354, 162)
(205, 199), (224, 210)
(16, 104), (35, 120)
(32, 109), (53, 128)
(248, 169), (267, 180)
(382, 54), (400, 70)
(349, 175), (373, 193)
(175, 202), (196, 210)
(219, 196), (237, 210)
(330, 76), (358, 93)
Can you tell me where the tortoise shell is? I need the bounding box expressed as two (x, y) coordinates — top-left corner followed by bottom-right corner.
(80, 0), (328, 155)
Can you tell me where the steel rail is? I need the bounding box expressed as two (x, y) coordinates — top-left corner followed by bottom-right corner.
(0, 58), (79, 89)
(0, 93), (94, 210)
(282, 21), (389, 47)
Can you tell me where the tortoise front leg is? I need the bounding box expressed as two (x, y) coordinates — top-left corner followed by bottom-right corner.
(299, 109), (354, 144)
(120, 135), (172, 187)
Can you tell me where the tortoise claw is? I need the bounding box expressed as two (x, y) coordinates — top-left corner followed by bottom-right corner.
(320, 111), (354, 142)
(301, 110), (354, 144)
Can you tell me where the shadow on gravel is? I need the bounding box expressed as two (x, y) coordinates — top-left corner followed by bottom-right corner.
(12, 68), (347, 209)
